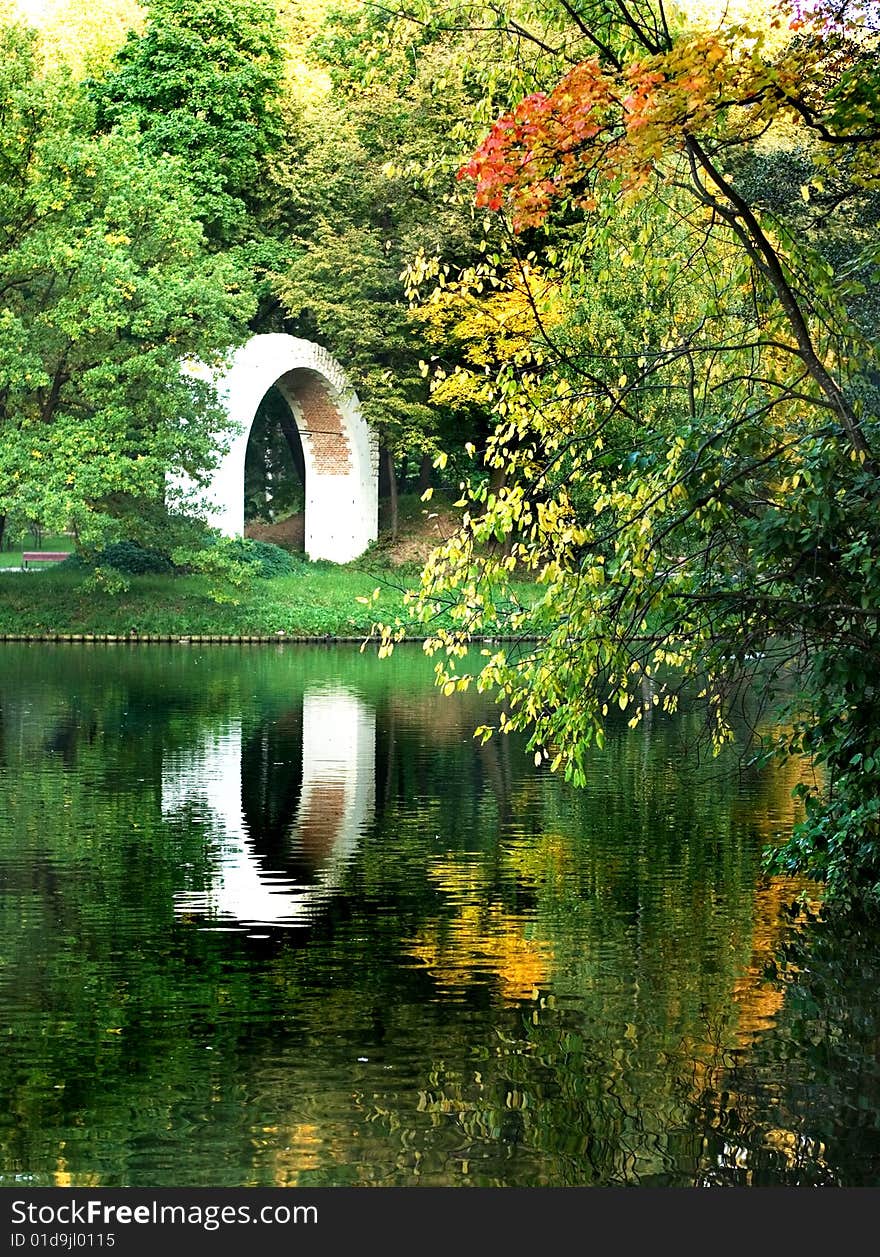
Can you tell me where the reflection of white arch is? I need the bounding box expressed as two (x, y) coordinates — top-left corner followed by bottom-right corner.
(163, 687), (375, 929)
(184, 334), (378, 563)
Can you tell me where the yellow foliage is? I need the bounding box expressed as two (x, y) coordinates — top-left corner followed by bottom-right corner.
(14, 0), (145, 75)
(412, 261), (565, 408)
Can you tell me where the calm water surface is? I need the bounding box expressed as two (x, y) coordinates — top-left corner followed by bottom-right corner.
(1, 643), (879, 1187)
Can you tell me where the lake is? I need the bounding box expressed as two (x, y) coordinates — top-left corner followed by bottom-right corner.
(1, 643), (879, 1187)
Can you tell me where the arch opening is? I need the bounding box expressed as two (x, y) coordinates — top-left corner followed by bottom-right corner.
(244, 385), (306, 551)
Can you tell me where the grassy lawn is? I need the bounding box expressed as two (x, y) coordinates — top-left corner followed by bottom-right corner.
(0, 557), (536, 638)
(0, 497), (539, 638)
(0, 562), (407, 636)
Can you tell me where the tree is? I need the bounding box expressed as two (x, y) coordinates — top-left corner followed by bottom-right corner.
(90, 0), (286, 253)
(270, 5), (504, 536)
(388, 0), (880, 904)
(0, 17), (253, 553)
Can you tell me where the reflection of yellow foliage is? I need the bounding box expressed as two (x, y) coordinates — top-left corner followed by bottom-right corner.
(53, 1151), (101, 1187)
(407, 857), (555, 1000)
(761, 1126), (826, 1166)
(712, 1121), (830, 1184)
(503, 831), (573, 887)
(745, 734), (823, 845)
(730, 874), (820, 1043)
(683, 870), (821, 1126)
(269, 1122), (326, 1185)
(425, 857), (488, 900)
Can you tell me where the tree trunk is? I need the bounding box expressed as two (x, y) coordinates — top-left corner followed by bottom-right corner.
(278, 407), (306, 489)
(0, 515), (5, 552)
(382, 446), (399, 542)
(418, 452), (433, 495)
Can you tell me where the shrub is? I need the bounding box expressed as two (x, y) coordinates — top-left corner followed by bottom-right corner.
(71, 541), (176, 575)
(223, 538), (303, 579)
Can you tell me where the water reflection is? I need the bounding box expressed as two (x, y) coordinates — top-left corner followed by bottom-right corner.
(2, 644), (879, 1187)
(164, 686), (375, 928)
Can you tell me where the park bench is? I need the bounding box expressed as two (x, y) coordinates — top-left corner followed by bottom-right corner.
(22, 551), (69, 569)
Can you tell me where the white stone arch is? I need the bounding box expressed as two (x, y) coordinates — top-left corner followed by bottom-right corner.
(195, 334), (378, 563)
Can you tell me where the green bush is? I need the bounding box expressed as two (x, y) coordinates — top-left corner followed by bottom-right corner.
(223, 538), (303, 579)
(70, 541), (176, 575)
(63, 536), (303, 582)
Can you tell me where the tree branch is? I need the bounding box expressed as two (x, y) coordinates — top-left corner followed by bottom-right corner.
(683, 135), (874, 459)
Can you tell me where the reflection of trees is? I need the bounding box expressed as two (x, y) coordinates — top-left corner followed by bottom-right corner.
(375, 686), (518, 833)
(687, 908), (880, 1186)
(352, 715), (832, 1186)
(241, 705), (303, 866)
(3, 643), (877, 1187)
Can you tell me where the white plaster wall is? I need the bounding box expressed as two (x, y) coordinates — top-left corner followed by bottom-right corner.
(177, 334), (378, 563)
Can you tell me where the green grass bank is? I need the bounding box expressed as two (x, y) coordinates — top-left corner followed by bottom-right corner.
(0, 562), (419, 638)
(0, 560), (536, 640)
(0, 503), (538, 640)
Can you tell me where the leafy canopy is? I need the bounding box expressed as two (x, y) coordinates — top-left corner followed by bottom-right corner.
(91, 0), (287, 249)
(0, 16), (252, 550)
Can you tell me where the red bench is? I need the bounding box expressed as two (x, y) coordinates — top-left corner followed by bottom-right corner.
(22, 551), (70, 569)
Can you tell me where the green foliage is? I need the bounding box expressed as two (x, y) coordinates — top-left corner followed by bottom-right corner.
(766, 646), (880, 905)
(222, 537), (304, 579)
(81, 540), (176, 575)
(90, 0), (286, 251)
(272, 10), (496, 471)
(0, 17), (253, 551)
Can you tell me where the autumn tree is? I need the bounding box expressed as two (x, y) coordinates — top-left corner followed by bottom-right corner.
(389, 0), (880, 904)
